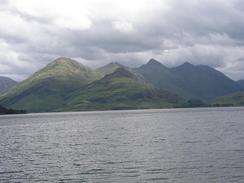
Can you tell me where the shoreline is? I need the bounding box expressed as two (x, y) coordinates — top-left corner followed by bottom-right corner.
(1, 106), (244, 117)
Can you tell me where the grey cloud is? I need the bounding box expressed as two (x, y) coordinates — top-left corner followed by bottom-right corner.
(1, 0), (244, 81)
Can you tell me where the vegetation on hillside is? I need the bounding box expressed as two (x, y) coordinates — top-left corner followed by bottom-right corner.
(0, 57), (102, 112)
(213, 92), (244, 107)
(0, 105), (26, 115)
(60, 67), (182, 111)
(0, 57), (243, 113)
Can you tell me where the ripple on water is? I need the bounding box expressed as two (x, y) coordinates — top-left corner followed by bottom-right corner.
(0, 108), (244, 182)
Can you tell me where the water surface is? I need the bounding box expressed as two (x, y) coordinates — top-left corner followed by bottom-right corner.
(0, 107), (244, 182)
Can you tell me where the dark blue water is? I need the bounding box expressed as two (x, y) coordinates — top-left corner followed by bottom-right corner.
(0, 107), (244, 182)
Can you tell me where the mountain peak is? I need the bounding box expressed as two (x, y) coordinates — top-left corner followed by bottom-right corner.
(0, 57), (102, 112)
(147, 59), (162, 66)
(107, 62), (122, 67)
(50, 57), (82, 67)
(43, 57), (93, 76)
(174, 62), (195, 70)
(137, 59), (168, 71)
(98, 62), (126, 75)
(54, 57), (71, 61)
(182, 62), (194, 67)
(108, 67), (135, 79)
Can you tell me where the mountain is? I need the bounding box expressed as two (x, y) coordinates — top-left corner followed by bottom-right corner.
(0, 57), (102, 112)
(213, 92), (244, 107)
(98, 62), (148, 85)
(238, 80), (244, 89)
(97, 62), (126, 75)
(136, 59), (242, 101)
(0, 76), (18, 94)
(135, 59), (186, 95)
(172, 62), (242, 100)
(1, 57), (243, 112)
(60, 67), (182, 111)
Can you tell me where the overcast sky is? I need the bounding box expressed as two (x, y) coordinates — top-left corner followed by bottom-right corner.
(0, 0), (244, 81)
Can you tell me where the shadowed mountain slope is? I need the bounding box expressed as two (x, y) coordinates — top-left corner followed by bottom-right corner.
(61, 67), (182, 111)
(0, 76), (18, 95)
(136, 59), (242, 101)
(238, 80), (244, 89)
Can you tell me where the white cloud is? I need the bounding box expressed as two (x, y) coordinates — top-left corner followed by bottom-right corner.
(112, 21), (135, 33)
(11, 0), (168, 30)
(0, 39), (36, 80)
(12, 0), (92, 30)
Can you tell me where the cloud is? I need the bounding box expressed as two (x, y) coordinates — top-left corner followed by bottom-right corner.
(112, 21), (135, 33)
(0, 0), (244, 81)
(13, 0), (92, 30)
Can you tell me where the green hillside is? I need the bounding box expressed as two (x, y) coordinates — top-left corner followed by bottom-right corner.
(213, 92), (244, 107)
(60, 67), (182, 111)
(0, 105), (26, 115)
(0, 57), (102, 112)
(1, 57), (243, 112)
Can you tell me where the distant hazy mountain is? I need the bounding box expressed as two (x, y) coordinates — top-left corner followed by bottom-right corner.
(61, 67), (182, 111)
(97, 62), (126, 75)
(238, 80), (244, 89)
(0, 57), (102, 112)
(213, 92), (244, 107)
(135, 59), (186, 96)
(136, 59), (242, 101)
(0, 76), (18, 94)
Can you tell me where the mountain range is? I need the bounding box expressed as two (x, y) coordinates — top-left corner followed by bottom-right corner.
(0, 76), (18, 95)
(135, 59), (242, 101)
(61, 67), (181, 111)
(0, 57), (243, 112)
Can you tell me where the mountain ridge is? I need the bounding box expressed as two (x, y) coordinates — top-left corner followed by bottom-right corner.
(97, 62), (126, 76)
(1, 57), (243, 112)
(60, 67), (182, 111)
(136, 59), (242, 101)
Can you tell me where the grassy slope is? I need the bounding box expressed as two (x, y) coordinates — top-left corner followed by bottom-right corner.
(213, 92), (244, 106)
(60, 68), (182, 111)
(0, 57), (102, 112)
